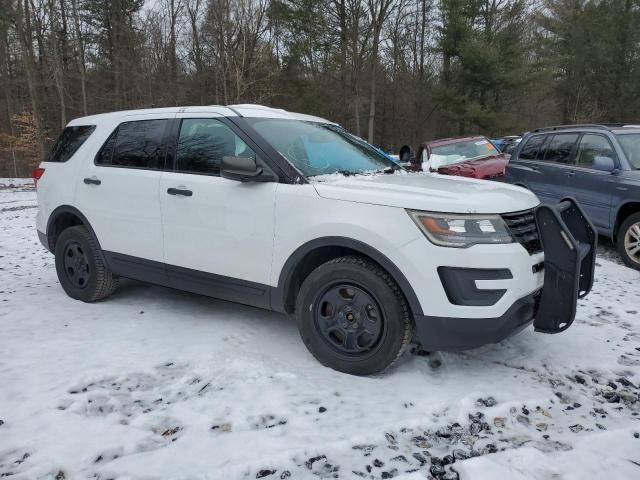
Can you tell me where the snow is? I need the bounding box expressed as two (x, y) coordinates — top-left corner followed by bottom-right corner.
(309, 169), (408, 183)
(0, 181), (639, 480)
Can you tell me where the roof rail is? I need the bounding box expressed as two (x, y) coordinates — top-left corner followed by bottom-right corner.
(533, 123), (640, 133)
(533, 124), (610, 133)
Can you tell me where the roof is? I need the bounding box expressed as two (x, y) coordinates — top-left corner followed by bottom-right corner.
(67, 104), (335, 126)
(423, 135), (488, 148)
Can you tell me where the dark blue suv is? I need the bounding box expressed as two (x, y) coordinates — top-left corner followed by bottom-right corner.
(506, 124), (640, 270)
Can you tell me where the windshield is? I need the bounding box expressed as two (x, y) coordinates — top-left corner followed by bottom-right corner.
(429, 139), (499, 168)
(246, 118), (400, 177)
(616, 133), (640, 169)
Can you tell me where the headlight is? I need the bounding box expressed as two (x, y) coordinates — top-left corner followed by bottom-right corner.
(408, 210), (514, 248)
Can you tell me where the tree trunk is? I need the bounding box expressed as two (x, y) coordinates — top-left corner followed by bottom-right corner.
(48, 0), (67, 128)
(367, 0), (393, 144)
(70, 0), (87, 115)
(18, 0), (45, 157)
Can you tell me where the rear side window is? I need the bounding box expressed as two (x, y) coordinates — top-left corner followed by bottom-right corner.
(96, 119), (168, 169)
(518, 135), (545, 160)
(175, 118), (255, 175)
(542, 133), (578, 164)
(45, 125), (95, 162)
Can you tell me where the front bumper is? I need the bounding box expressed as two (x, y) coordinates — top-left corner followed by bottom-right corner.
(415, 292), (539, 350)
(410, 198), (596, 350)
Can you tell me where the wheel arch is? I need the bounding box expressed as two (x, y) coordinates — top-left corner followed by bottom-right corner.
(272, 237), (423, 317)
(46, 205), (102, 253)
(613, 201), (640, 240)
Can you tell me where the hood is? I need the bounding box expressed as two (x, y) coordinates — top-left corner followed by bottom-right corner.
(311, 172), (539, 214)
(437, 155), (508, 179)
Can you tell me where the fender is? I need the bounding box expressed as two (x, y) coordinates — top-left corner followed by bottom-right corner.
(45, 205), (104, 254)
(612, 200), (640, 239)
(271, 236), (424, 316)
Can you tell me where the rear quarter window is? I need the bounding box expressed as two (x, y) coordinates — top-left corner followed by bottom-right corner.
(518, 135), (545, 160)
(45, 125), (96, 163)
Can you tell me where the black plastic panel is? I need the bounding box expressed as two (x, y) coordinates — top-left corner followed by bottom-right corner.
(533, 198), (596, 333)
(437, 267), (512, 306)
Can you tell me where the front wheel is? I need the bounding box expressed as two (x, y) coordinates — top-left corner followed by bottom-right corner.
(295, 256), (413, 375)
(617, 212), (640, 271)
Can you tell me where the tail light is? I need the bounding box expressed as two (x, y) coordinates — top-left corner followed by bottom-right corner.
(33, 167), (45, 189)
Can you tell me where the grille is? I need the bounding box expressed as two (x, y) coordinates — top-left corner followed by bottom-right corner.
(501, 209), (542, 255)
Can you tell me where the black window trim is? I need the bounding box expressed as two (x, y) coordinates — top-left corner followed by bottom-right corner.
(94, 118), (172, 171)
(45, 124), (97, 163)
(572, 132), (620, 173)
(228, 116), (309, 184)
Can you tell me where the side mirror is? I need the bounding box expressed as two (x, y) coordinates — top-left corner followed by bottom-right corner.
(592, 155), (615, 172)
(221, 156), (275, 182)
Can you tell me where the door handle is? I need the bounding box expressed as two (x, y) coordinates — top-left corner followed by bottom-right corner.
(566, 171), (575, 177)
(83, 177), (101, 185)
(167, 188), (193, 197)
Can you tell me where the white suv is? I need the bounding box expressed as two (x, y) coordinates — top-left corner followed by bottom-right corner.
(35, 105), (597, 375)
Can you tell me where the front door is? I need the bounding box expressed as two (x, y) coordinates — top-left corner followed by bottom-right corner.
(564, 133), (616, 232)
(160, 113), (278, 308)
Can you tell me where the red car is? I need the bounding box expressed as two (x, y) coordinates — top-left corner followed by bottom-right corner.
(399, 136), (509, 179)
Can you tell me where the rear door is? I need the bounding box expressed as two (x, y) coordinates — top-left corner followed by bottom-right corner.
(564, 133), (616, 232)
(159, 113), (278, 307)
(506, 134), (548, 195)
(75, 115), (169, 270)
(533, 133), (580, 202)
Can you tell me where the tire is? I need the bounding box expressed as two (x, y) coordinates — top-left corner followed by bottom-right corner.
(295, 256), (413, 375)
(617, 212), (640, 271)
(54, 225), (119, 302)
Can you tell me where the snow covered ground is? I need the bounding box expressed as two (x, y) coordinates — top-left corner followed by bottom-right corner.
(0, 179), (639, 480)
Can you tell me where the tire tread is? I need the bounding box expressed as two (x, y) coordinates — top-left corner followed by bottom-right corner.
(57, 225), (118, 302)
(297, 255), (414, 374)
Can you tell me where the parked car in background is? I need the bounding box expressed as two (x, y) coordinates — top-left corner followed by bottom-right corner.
(399, 136), (509, 179)
(506, 124), (640, 270)
(490, 138), (505, 150)
(500, 136), (523, 157)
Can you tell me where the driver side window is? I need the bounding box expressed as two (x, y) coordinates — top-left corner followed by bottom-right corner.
(576, 134), (617, 169)
(175, 118), (255, 175)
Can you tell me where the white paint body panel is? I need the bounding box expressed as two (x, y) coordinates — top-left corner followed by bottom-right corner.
(271, 183), (542, 318)
(37, 104), (544, 321)
(72, 113), (169, 262)
(312, 173), (540, 214)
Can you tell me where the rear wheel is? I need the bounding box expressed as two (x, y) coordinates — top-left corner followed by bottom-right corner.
(617, 212), (640, 271)
(295, 256), (413, 375)
(55, 225), (118, 301)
